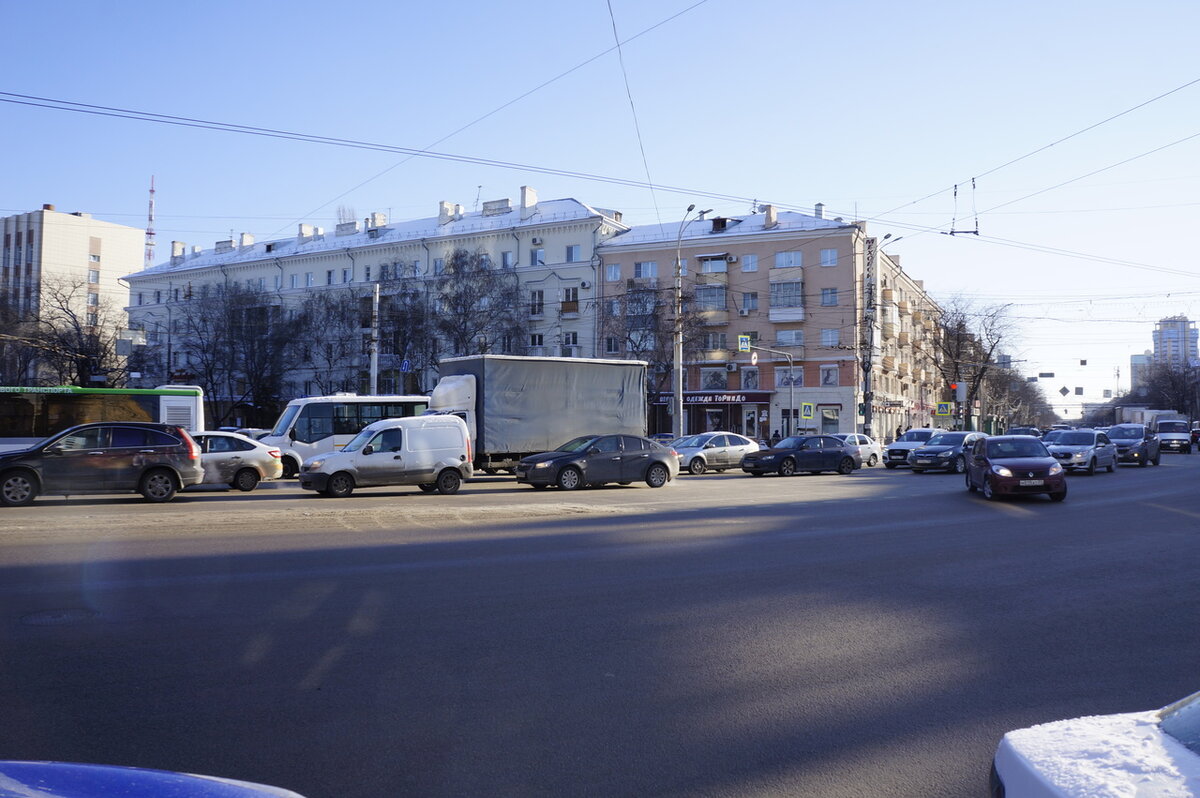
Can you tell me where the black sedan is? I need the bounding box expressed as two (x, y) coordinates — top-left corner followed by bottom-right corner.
(740, 435), (860, 476)
(514, 434), (679, 490)
(907, 430), (986, 473)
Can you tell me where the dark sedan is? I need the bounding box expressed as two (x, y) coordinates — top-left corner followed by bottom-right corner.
(907, 431), (986, 474)
(964, 435), (1067, 501)
(514, 434), (679, 490)
(740, 434), (860, 476)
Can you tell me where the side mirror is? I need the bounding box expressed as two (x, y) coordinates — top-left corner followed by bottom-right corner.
(704, 443), (716, 449)
(288, 428), (297, 442)
(362, 445), (374, 455)
(587, 446), (601, 455)
(45, 444), (64, 456)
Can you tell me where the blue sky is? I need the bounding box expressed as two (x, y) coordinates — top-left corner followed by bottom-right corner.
(4, 0), (1199, 416)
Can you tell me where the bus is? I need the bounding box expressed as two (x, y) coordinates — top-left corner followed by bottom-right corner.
(0, 385), (205, 451)
(261, 393), (429, 477)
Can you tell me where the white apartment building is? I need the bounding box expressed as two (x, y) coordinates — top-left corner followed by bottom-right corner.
(1152, 316), (1198, 369)
(124, 187), (627, 395)
(1, 204), (144, 382)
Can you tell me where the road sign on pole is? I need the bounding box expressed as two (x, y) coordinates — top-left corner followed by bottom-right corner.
(801, 403), (815, 420)
(935, 402), (953, 416)
(738, 335), (751, 352)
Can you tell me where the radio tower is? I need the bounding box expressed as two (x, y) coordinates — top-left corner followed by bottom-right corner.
(144, 175), (157, 268)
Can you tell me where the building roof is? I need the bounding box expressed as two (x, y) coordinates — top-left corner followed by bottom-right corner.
(125, 197), (624, 281)
(599, 208), (850, 250)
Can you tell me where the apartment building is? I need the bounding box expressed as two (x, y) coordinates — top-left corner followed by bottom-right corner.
(1151, 316), (1198, 369)
(124, 187), (627, 394)
(596, 204), (941, 440)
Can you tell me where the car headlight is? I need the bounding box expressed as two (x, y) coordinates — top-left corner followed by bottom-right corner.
(991, 465), (1013, 477)
(761, 455), (775, 461)
(1073, 452), (1086, 460)
(1049, 463), (1063, 475)
(307, 458), (325, 470)
(937, 451), (953, 459)
(533, 462), (551, 469)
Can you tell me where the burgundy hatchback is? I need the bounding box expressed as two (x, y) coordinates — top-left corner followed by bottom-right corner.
(965, 435), (1067, 502)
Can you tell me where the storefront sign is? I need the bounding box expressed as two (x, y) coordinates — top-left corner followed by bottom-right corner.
(653, 392), (773, 405)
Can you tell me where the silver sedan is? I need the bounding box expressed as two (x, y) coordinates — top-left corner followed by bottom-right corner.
(191, 431), (284, 491)
(673, 432), (759, 475)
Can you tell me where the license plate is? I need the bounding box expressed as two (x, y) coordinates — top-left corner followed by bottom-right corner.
(1019, 479), (1043, 486)
(916, 459), (931, 464)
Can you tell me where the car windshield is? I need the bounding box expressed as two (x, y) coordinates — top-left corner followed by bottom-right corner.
(270, 404), (301, 436)
(556, 436), (600, 453)
(1041, 430), (1063, 442)
(926, 432), (966, 446)
(899, 430), (934, 442)
(1055, 432), (1095, 446)
(1159, 421), (1188, 433)
(674, 435), (708, 448)
(1160, 690), (1200, 756)
(987, 439), (1049, 458)
(339, 428), (375, 453)
(1108, 425), (1144, 439)
(776, 436), (806, 449)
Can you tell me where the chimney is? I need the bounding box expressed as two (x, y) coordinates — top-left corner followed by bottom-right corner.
(191, 246), (202, 257)
(336, 221), (360, 237)
(367, 212), (387, 228)
(239, 233), (254, 248)
(438, 201), (454, 226)
(520, 185), (538, 220)
(42, 203), (55, 211)
(454, 204), (465, 221)
(298, 223), (315, 242)
(171, 241), (186, 265)
(215, 239), (235, 253)
(814, 202), (825, 219)
(762, 204), (778, 230)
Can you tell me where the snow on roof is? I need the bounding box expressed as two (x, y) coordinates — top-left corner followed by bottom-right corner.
(600, 209), (851, 249)
(125, 197), (624, 280)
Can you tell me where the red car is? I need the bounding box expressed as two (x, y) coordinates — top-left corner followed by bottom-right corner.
(964, 434), (1067, 502)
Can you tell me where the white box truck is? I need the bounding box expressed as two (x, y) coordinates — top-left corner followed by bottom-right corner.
(429, 355), (648, 472)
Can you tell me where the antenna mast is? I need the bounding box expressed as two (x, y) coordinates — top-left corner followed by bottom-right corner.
(144, 175), (157, 268)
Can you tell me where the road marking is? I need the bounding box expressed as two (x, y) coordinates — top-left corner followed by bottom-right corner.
(1143, 502), (1200, 521)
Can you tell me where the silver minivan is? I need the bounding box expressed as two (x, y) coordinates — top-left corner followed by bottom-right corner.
(298, 415), (473, 497)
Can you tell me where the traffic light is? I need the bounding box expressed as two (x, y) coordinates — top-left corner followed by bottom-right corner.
(950, 382), (967, 402)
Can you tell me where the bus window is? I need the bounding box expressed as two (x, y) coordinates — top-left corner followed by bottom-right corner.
(294, 404), (335, 443)
(385, 402), (427, 418)
(359, 404), (385, 428)
(332, 404), (362, 435)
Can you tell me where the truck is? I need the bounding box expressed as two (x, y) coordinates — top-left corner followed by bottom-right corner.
(428, 355), (648, 472)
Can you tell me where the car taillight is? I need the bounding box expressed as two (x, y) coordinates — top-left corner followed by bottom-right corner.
(268, 448), (282, 459)
(670, 449), (679, 457)
(180, 429), (200, 460)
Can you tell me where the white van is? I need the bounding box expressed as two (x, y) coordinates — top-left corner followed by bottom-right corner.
(298, 415), (472, 497)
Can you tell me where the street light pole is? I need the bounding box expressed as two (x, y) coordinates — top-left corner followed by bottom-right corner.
(673, 204), (701, 439)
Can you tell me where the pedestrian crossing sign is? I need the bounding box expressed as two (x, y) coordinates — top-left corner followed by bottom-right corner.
(935, 402), (953, 416)
(801, 402), (815, 420)
(738, 335), (751, 352)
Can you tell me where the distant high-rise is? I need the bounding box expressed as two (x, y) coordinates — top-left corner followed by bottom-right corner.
(1130, 350), (1152, 392)
(1151, 316), (1199, 369)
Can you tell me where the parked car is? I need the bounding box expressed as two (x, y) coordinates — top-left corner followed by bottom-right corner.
(884, 428), (939, 468)
(299, 415), (473, 497)
(832, 433), (883, 467)
(740, 435), (860, 476)
(1045, 428), (1118, 474)
(991, 688), (1200, 796)
(907, 430), (987, 473)
(964, 435), (1066, 502)
(672, 432), (759, 474)
(0, 422), (203, 506)
(649, 433), (677, 445)
(1005, 426), (1043, 438)
(514, 434), (678, 489)
(1106, 423), (1161, 467)
(190, 431), (283, 491)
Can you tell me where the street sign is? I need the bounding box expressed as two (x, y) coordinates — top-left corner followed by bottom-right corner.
(801, 402), (815, 420)
(1059, 386), (1070, 396)
(737, 334), (751, 352)
(400, 359), (412, 373)
(935, 402), (952, 416)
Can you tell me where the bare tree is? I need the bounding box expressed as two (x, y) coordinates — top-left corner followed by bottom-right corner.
(298, 287), (364, 394)
(378, 283), (437, 393)
(934, 297), (1013, 430)
(32, 278), (128, 387)
(0, 283), (39, 384)
(432, 249), (526, 358)
(1141, 362), (1200, 417)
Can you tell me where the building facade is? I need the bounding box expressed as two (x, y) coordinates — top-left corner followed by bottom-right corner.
(1151, 316), (1198, 369)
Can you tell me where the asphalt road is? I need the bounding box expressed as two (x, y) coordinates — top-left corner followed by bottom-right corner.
(2, 455), (1199, 797)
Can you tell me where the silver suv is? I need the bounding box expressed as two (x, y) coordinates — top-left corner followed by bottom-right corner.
(0, 422), (204, 506)
(1106, 423), (1161, 467)
(1045, 428), (1117, 474)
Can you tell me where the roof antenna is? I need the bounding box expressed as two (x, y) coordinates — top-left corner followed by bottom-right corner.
(473, 185), (483, 212)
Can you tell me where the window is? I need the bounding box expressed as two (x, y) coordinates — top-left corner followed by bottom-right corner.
(305, 272), (314, 287)
(530, 248), (545, 266)
(502, 251), (514, 269)
(770, 281), (803, 308)
(479, 254), (492, 270)
(742, 292), (759, 311)
(563, 331), (579, 346)
(695, 285), (726, 311)
(530, 290), (545, 316)
(565, 244), (581, 263)
(562, 287), (579, 314)
(701, 367), (728, 390)
(741, 254), (758, 272)
(605, 336), (620, 354)
(742, 367), (759, 389)
(273, 275), (282, 289)
(606, 263), (621, 282)
(678, 258), (687, 276)
(775, 251), (802, 268)
(154, 290), (161, 304)
(501, 335), (514, 354)
(777, 329), (803, 346)
(89, 254), (101, 263)
(529, 333), (544, 348)
(412, 260), (422, 274)
(172, 288), (180, 302)
(821, 288), (838, 306)
(820, 365), (840, 386)
(743, 330), (760, 345)
(634, 261), (657, 279)
(606, 299), (620, 316)
(703, 332), (727, 350)
(820, 248), (838, 268)
(290, 274), (299, 289)
(434, 258), (445, 275)
(326, 270), (335, 285)
(821, 328), (840, 347)
(87, 312), (98, 327)
(342, 268), (351, 283)
(136, 292), (144, 306)
(776, 367), (803, 387)
(87, 269), (100, 284)
(364, 266), (371, 282)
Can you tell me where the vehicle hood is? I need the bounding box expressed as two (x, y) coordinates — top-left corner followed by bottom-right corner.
(519, 450), (575, 466)
(0, 446), (37, 462)
(912, 445), (957, 455)
(744, 447), (796, 458)
(888, 440), (928, 450)
(0, 760), (307, 797)
(1108, 437), (1143, 445)
(1047, 444), (1092, 453)
(993, 456), (1058, 471)
(994, 711), (1200, 797)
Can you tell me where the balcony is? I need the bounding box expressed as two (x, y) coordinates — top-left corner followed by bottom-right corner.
(698, 308), (729, 326)
(897, 299), (911, 315)
(560, 300), (579, 318)
(880, 288), (895, 305)
(881, 321), (896, 340)
(880, 355), (896, 373)
(898, 332), (911, 347)
(694, 272), (728, 286)
(768, 306), (805, 323)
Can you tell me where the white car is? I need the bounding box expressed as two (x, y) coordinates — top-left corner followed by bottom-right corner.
(832, 433), (883, 467)
(190, 431), (283, 491)
(992, 690), (1200, 796)
(883, 428), (940, 468)
(672, 431), (759, 475)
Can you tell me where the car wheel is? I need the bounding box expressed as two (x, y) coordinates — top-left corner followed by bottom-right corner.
(418, 483), (437, 493)
(1154, 453), (1161, 466)
(323, 471), (354, 498)
(1049, 489), (1067, 502)
(557, 466), (583, 490)
(436, 469), (462, 495)
(982, 477), (998, 501)
(688, 458), (707, 475)
(0, 469), (38, 507)
(645, 463), (670, 488)
(1107, 460), (1115, 473)
(951, 456), (966, 474)
(867, 453), (878, 467)
(965, 472), (976, 492)
(281, 457), (300, 479)
(1085, 458), (1096, 476)
(232, 468), (260, 492)
(1139, 456), (1149, 468)
(139, 468), (178, 503)
(530, 483), (548, 490)
(837, 457), (855, 475)
(779, 458), (796, 477)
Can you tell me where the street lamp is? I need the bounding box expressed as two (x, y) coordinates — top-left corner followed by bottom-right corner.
(861, 233), (901, 438)
(673, 204), (710, 438)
